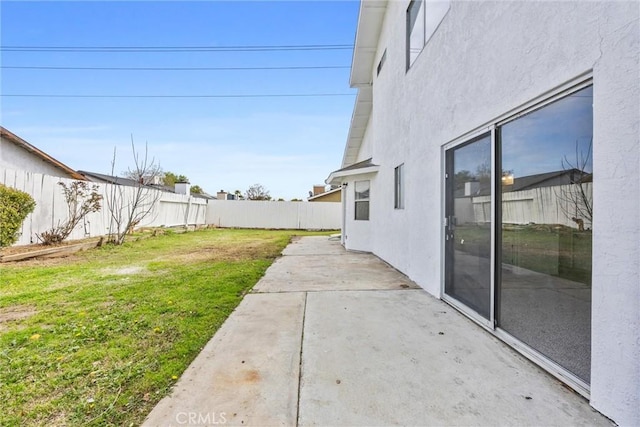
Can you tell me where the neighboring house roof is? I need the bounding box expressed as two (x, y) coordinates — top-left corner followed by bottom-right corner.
(506, 168), (591, 192)
(0, 126), (87, 180)
(326, 158), (380, 185)
(307, 186), (342, 202)
(79, 170), (142, 187)
(79, 170), (215, 200)
(191, 191), (215, 200)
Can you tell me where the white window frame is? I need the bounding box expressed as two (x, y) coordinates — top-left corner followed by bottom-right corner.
(354, 180), (370, 221)
(406, 0), (451, 70)
(406, 0), (425, 69)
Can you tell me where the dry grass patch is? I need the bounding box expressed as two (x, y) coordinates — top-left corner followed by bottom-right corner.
(162, 240), (278, 264)
(0, 305), (38, 331)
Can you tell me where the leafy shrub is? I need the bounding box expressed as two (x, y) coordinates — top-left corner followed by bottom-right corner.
(0, 184), (36, 247)
(37, 181), (102, 245)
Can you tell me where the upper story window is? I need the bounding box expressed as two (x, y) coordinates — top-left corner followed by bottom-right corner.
(354, 180), (370, 221)
(394, 164), (405, 209)
(406, 0), (451, 70)
(407, 0), (425, 68)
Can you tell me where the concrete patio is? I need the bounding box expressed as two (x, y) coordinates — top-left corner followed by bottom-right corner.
(143, 236), (610, 426)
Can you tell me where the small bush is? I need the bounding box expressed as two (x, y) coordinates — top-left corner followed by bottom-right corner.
(0, 184), (36, 247)
(36, 181), (102, 245)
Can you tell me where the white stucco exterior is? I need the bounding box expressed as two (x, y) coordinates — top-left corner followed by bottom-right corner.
(0, 137), (75, 178)
(330, 1), (639, 425)
(0, 128), (85, 180)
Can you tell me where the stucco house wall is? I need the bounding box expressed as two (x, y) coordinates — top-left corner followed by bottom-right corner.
(331, 1), (639, 425)
(1, 127), (85, 180)
(1, 137), (72, 178)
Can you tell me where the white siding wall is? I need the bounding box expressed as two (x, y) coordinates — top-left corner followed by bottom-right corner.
(355, 1), (638, 424)
(205, 200), (340, 230)
(0, 138), (76, 178)
(1, 168), (207, 245)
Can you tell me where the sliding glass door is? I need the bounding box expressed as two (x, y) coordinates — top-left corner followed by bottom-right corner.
(444, 133), (492, 321)
(444, 83), (593, 386)
(498, 85), (593, 384)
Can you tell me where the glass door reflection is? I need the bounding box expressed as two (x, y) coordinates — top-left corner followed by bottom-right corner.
(498, 85), (593, 383)
(445, 133), (492, 320)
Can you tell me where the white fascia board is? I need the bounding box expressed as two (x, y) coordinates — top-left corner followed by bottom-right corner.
(326, 165), (380, 186)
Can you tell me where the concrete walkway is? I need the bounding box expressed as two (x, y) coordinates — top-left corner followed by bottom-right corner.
(143, 236), (610, 427)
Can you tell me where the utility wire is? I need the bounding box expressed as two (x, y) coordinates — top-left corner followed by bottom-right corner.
(0, 44), (353, 53)
(1, 93), (356, 99)
(1, 65), (350, 71)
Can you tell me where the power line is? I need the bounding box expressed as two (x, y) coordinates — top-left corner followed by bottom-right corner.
(0, 44), (353, 53)
(1, 65), (350, 71)
(1, 93), (356, 99)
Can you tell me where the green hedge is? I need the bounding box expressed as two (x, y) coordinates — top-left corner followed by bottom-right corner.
(0, 184), (36, 247)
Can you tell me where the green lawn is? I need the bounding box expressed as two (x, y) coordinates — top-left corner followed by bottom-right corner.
(0, 228), (332, 426)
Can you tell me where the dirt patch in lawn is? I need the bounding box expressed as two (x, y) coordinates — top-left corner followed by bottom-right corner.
(0, 305), (38, 331)
(2, 254), (86, 268)
(163, 241), (279, 264)
(0, 237), (102, 267)
(0, 237), (100, 256)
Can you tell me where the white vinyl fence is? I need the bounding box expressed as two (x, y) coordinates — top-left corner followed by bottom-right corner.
(206, 199), (340, 230)
(1, 168), (207, 246)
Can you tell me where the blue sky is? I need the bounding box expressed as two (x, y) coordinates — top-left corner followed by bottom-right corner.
(454, 86), (593, 180)
(0, 1), (359, 199)
(502, 86), (593, 177)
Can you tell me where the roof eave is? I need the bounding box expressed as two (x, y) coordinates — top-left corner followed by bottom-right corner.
(341, 86), (373, 168)
(340, 1), (387, 170)
(326, 165), (380, 186)
(349, 0), (388, 87)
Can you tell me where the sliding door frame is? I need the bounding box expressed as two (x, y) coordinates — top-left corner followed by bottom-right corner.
(441, 126), (496, 330)
(440, 73), (593, 398)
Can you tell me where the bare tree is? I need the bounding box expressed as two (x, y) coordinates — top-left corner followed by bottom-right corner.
(105, 137), (163, 245)
(245, 183), (271, 200)
(37, 181), (102, 245)
(122, 164), (164, 185)
(556, 139), (593, 230)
